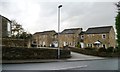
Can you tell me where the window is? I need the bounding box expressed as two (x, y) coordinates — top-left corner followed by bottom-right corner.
(87, 44), (92, 47)
(87, 44), (90, 47)
(55, 35), (57, 38)
(81, 35), (84, 39)
(102, 44), (106, 48)
(66, 42), (68, 45)
(102, 34), (106, 39)
(90, 44), (92, 47)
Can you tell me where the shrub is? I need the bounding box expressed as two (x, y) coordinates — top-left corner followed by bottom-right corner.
(98, 47), (107, 52)
(69, 47), (119, 57)
(70, 47), (98, 56)
(106, 47), (114, 53)
(114, 47), (119, 52)
(76, 44), (81, 48)
(84, 47), (96, 51)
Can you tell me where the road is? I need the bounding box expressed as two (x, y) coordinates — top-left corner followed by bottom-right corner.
(2, 58), (119, 70)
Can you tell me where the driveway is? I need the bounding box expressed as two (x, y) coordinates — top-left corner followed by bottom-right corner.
(67, 52), (105, 61)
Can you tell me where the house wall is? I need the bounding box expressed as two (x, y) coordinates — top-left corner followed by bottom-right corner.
(1, 15), (11, 38)
(108, 27), (116, 48)
(84, 33), (110, 48)
(83, 28), (116, 48)
(2, 17), (8, 38)
(58, 34), (77, 47)
(57, 33), (80, 47)
(32, 31), (56, 47)
(32, 27), (116, 48)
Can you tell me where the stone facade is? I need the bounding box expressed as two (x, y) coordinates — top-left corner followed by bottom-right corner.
(54, 28), (82, 47)
(82, 26), (116, 48)
(32, 26), (116, 48)
(32, 30), (56, 47)
(2, 38), (29, 47)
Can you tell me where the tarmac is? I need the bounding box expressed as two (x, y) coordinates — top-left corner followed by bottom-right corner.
(2, 52), (105, 64)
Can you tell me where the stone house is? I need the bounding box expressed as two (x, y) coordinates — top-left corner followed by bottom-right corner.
(32, 30), (56, 47)
(0, 15), (12, 38)
(82, 26), (116, 48)
(53, 28), (82, 47)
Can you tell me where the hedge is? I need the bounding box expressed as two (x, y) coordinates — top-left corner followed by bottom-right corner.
(2, 46), (71, 60)
(69, 47), (119, 57)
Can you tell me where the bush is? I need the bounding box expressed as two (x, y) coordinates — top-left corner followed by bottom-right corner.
(69, 47), (119, 57)
(2, 46), (71, 60)
(114, 47), (119, 53)
(70, 47), (98, 56)
(98, 47), (107, 52)
(84, 47), (96, 51)
(106, 47), (114, 53)
(76, 44), (81, 48)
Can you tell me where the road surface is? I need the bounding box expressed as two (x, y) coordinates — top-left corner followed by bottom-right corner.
(2, 58), (119, 70)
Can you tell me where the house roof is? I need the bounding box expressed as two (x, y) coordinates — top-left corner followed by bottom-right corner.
(0, 15), (11, 22)
(34, 30), (56, 35)
(85, 26), (113, 34)
(79, 31), (86, 35)
(61, 28), (82, 34)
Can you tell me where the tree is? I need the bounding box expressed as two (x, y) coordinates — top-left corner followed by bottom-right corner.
(19, 32), (32, 39)
(115, 1), (120, 51)
(11, 20), (23, 38)
(11, 20), (32, 39)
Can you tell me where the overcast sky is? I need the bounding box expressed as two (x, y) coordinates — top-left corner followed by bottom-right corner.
(0, 0), (119, 34)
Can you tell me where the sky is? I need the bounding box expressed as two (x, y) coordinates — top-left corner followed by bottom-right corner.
(0, 0), (120, 34)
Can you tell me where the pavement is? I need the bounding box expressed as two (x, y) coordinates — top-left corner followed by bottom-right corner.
(2, 52), (105, 64)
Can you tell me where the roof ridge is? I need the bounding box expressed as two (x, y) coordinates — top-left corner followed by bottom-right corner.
(86, 26), (113, 34)
(64, 28), (81, 30)
(88, 26), (112, 29)
(34, 30), (56, 34)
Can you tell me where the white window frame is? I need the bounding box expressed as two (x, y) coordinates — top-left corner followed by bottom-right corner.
(87, 44), (92, 47)
(81, 35), (84, 39)
(102, 34), (106, 39)
(87, 44), (90, 47)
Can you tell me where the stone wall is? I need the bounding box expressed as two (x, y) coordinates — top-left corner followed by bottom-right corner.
(2, 46), (71, 60)
(2, 38), (30, 47)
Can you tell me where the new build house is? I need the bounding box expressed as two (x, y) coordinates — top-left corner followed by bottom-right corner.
(32, 30), (56, 47)
(32, 26), (116, 48)
(54, 28), (82, 47)
(82, 26), (116, 48)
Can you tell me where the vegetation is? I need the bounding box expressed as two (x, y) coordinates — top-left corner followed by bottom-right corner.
(115, 1), (120, 52)
(11, 20), (32, 39)
(2, 46), (71, 60)
(70, 47), (119, 57)
(98, 47), (107, 52)
(106, 47), (114, 53)
(76, 43), (81, 48)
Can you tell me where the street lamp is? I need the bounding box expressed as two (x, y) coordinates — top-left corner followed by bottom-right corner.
(58, 5), (62, 59)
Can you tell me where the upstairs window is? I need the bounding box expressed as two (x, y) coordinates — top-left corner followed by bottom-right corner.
(102, 34), (106, 39)
(55, 35), (57, 38)
(81, 35), (84, 39)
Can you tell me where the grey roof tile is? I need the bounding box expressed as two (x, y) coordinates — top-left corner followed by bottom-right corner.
(85, 26), (113, 34)
(61, 28), (82, 34)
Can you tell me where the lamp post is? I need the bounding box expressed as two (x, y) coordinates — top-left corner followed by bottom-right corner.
(58, 5), (62, 59)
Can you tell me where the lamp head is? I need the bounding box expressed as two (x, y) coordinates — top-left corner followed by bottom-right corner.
(58, 5), (62, 8)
